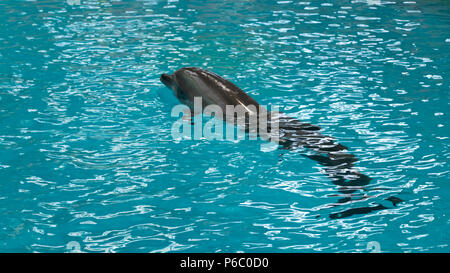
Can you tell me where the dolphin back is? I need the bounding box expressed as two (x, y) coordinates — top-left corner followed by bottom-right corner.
(174, 67), (261, 110)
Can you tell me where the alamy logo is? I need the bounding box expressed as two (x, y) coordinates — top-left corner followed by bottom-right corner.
(367, 241), (381, 253)
(66, 241), (82, 253)
(170, 97), (280, 152)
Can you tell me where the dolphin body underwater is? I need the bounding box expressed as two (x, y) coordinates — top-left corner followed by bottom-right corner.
(160, 67), (401, 218)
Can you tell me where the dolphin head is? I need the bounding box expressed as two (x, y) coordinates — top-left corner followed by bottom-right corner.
(160, 71), (191, 104)
(160, 68), (204, 106)
(160, 73), (176, 90)
(160, 68), (200, 92)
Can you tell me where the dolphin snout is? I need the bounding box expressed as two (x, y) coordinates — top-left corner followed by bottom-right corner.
(160, 73), (173, 86)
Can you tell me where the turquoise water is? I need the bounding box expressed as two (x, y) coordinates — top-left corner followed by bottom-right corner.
(0, 0), (449, 253)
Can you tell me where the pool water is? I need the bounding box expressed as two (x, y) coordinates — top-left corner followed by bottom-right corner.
(0, 0), (449, 253)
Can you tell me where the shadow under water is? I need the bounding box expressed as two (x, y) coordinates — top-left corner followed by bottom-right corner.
(278, 115), (403, 219)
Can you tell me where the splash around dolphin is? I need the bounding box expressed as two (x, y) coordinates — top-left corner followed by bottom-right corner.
(160, 67), (401, 218)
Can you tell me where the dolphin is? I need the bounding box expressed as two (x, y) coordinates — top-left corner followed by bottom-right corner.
(160, 67), (400, 218)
